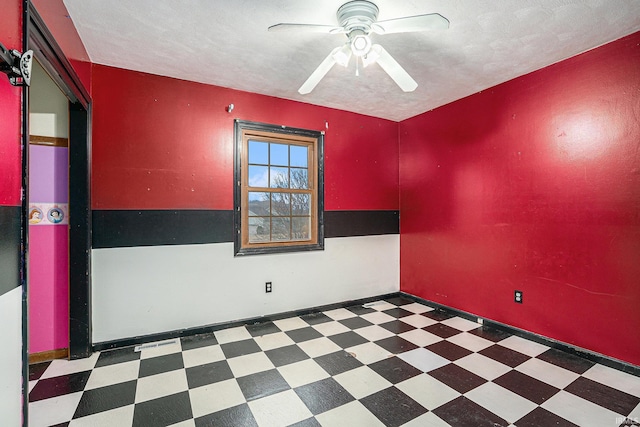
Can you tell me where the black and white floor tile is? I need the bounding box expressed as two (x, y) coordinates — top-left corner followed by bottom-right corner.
(28, 297), (640, 427)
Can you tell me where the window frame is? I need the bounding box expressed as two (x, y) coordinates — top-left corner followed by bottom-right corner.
(233, 120), (324, 256)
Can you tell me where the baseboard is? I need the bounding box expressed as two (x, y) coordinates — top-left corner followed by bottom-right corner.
(91, 290), (639, 378)
(400, 292), (640, 377)
(93, 292), (400, 352)
(29, 348), (68, 364)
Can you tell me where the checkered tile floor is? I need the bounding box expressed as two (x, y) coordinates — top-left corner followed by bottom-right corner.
(29, 296), (640, 427)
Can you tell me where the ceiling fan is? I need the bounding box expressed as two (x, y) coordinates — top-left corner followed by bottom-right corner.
(268, 0), (449, 94)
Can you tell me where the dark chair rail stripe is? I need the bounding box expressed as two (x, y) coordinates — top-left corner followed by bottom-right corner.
(0, 205), (21, 297)
(92, 209), (399, 249)
(92, 210), (235, 249)
(324, 210), (399, 238)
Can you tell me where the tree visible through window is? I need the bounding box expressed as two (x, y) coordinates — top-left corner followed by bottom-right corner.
(234, 121), (324, 255)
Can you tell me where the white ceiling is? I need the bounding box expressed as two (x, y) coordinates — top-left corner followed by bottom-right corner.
(63, 0), (640, 122)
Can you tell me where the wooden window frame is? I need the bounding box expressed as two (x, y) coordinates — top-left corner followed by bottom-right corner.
(234, 120), (324, 256)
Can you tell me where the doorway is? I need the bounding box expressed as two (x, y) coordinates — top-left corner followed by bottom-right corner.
(26, 2), (92, 362)
(27, 60), (70, 363)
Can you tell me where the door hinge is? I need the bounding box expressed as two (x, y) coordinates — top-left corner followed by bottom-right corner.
(0, 42), (33, 87)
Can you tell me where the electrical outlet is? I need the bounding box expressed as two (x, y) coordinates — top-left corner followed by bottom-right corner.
(514, 290), (523, 304)
(265, 282), (272, 293)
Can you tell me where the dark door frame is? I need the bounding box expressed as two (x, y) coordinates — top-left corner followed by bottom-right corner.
(25, 2), (92, 362)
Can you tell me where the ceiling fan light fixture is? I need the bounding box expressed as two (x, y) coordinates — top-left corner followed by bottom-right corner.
(362, 47), (379, 67)
(350, 34), (371, 56)
(332, 44), (352, 67)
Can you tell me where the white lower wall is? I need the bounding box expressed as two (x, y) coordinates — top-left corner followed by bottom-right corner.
(0, 286), (23, 426)
(92, 235), (399, 343)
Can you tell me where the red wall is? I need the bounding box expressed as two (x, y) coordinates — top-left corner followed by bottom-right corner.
(0, 0), (23, 206)
(32, 0), (92, 94)
(399, 32), (640, 366)
(91, 65), (398, 211)
(70, 60), (91, 96)
(0, 1), (24, 423)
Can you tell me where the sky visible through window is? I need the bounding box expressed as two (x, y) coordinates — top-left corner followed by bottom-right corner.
(248, 141), (308, 188)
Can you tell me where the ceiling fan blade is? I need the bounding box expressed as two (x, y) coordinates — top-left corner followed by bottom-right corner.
(369, 44), (417, 92)
(298, 47), (342, 95)
(268, 23), (344, 33)
(374, 13), (449, 34)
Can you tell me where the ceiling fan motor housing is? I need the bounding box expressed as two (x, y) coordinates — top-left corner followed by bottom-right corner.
(337, 0), (379, 33)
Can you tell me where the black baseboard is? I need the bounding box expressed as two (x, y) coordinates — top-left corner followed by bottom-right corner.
(400, 292), (640, 377)
(92, 292), (399, 352)
(92, 289), (640, 377)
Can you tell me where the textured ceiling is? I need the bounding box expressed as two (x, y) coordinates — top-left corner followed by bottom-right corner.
(63, 0), (640, 121)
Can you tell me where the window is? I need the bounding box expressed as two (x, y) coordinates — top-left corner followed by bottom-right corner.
(234, 120), (324, 255)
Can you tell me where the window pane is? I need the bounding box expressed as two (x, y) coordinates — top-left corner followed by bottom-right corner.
(271, 193), (290, 216)
(290, 168), (308, 189)
(248, 217), (270, 242)
(270, 167), (289, 188)
(292, 217), (311, 241)
(248, 165), (268, 187)
(290, 145), (308, 167)
(291, 194), (310, 215)
(248, 192), (270, 216)
(271, 217), (291, 241)
(270, 143), (289, 166)
(248, 140), (268, 164)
